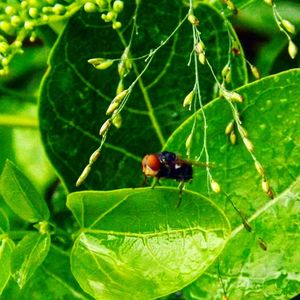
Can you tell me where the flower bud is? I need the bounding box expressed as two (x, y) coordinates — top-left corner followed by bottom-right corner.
(183, 90), (194, 107)
(262, 179), (270, 193)
(116, 80), (124, 94)
(76, 165), (91, 187)
(112, 21), (122, 30)
(222, 64), (231, 78)
(211, 180), (221, 193)
(5, 6), (16, 16)
(99, 119), (111, 136)
(195, 41), (205, 53)
(225, 120), (234, 135)
(106, 11), (116, 22)
(281, 19), (295, 34)
(89, 149), (101, 164)
(185, 133), (193, 150)
(222, 89), (243, 103)
(29, 7), (39, 18)
(113, 89), (128, 103)
(0, 21), (14, 35)
(188, 14), (199, 26)
(113, 0), (124, 13)
(11, 15), (22, 27)
(96, 0), (107, 9)
(106, 101), (119, 115)
(53, 4), (66, 15)
(84, 2), (98, 13)
(288, 40), (298, 59)
(239, 126), (248, 138)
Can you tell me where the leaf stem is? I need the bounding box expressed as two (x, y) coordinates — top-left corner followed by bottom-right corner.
(0, 115), (38, 128)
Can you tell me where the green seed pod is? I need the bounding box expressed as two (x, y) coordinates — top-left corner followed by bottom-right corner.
(255, 161), (264, 176)
(106, 101), (120, 115)
(5, 6), (16, 16)
(262, 179), (270, 193)
(113, 89), (128, 103)
(76, 165), (91, 187)
(230, 131), (236, 145)
(225, 120), (234, 135)
(188, 14), (199, 26)
(263, 0), (273, 5)
(112, 112), (122, 128)
(222, 64), (231, 78)
(99, 119), (111, 136)
(113, 0), (124, 13)
(84, 2), (98, 13)
(222, 89), (244, 103)
(88, 58), (114, 70)
(116, 80), (124, 94)
(211, 180), (221, 193)
(243, 137), (254, 152)
(89, 149), (101, 164)
(183, 90), (194, 107)
(112, 21), (122, 30)
(185, 133), (193, 150)
(11, 15), (22, 27)
(288, 40), (298, 59)
(250, 64), (260, 79)
(198, 52), (206, 65)
(239, 126), (248, 138)
(29, 7), (39, 18)
(195, 41), (205, 53)
(281, 19), (295, 34)
(0, 21), (14, 35)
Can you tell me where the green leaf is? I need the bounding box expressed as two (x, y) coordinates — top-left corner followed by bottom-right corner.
(67, 187), (230, 299)
(0, 160), (50, 223)
(11, 233), (51, 288)
(183, 177), (300, 299)
(164, 69), (300, 222)
(0, 209), (9, 233)
(39, 2), (246, 192)
(163, 69), (300, 297)
(0, 238), (14, 295)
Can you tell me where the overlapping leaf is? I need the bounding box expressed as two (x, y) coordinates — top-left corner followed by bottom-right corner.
(67, 187), (230, 299)
(39, 1), (247, 192)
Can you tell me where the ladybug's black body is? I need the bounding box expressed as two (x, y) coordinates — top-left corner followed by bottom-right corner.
(156, 151), (193, 181)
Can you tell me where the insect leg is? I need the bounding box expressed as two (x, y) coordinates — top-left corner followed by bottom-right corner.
(151, 177), (160, 189)
(176, 181), (185, 208)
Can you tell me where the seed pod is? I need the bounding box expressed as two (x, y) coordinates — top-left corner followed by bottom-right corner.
(99, 119), (111, 136)
(195, 41), (205, 53)
(96, 0), (107, 9)
(258, 237), (267, 251)
(254, 161), (264, 176)
(185, 133), (193, 150)
(113, 89), (128, 104)
(239, 126), (248, 138)
(281, 19), (295, 34)
(116, 80), (124, 94)
(89, 149), (101, 164)
(106, 101), (119, 115)
(183, 90), (194, 107)
(263, 0), (273, 5)
(222, 89), (244, 103)
(243, 137), (254, 152)
(88, 58), (114, 70)
(112, 112), (122, 128)
(250, 64), (260, 79)
(76, 165), (91, 187)
(211, 180), (221, 193)
(223, 0), (237, 13)
(230, 131), (236, 145)
(225, 120), (234, 135)
(288, 40), (298, 59)
(198, 52), (206, 65)
(222, 64), (231, 78)
(262, 179), (270, 193)
(188, 14), (199, 26)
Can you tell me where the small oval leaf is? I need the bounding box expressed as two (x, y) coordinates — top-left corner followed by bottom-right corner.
(68, 187), (230, 299)
(0, 160), (50, 223)
(0, 238), (14, 295)
(11, 232), (51, 288)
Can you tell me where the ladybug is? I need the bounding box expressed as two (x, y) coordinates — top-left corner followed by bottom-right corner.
(142, 151), (193, 207)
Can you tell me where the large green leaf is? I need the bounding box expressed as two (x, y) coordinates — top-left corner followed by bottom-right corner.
(0, 160), (50, 223)
(0, 238), (14, 295)
(183, 177), (300, 299)
(11, 233), (51, 288)
(0, 209), (9, 234)
(39, 1), (246, 192)
(163, 69), (300, 297)
(67, 187), (231, 299)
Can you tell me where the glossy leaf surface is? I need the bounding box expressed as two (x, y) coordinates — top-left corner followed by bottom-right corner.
(68, 187), (230, 299)
(0, 160), (50, 223)
(39, 1), (246, 192)
(11, 233), (51, 288)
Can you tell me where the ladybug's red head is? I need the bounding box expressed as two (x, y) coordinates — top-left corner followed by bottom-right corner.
(142, 154), (160, 177)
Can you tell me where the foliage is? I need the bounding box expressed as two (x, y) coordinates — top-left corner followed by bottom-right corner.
(0, 0), (299, 299)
